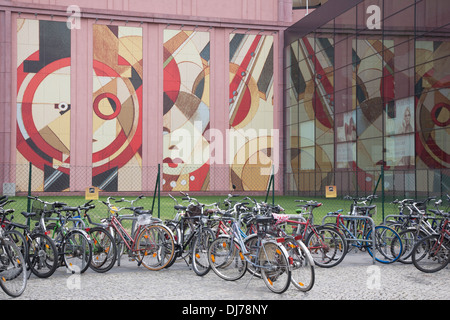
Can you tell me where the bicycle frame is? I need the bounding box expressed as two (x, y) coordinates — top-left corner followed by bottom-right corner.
(221, 215), (286, 270)
(107, 214), (142, 253)
(432, 218), (450, 253)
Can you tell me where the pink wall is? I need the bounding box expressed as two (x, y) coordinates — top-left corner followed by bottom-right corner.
(0, 0), (292, 193)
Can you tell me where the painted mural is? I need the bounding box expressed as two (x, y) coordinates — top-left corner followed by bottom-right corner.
(229, 34), (274, 191)
(286, 34), (450, 194)
(16, 19), (71, 192)
(163, 30), (210, 191)
(92, 25), (143, 191)
(286, 36), (335, 192)
(415, 40), (450, 170)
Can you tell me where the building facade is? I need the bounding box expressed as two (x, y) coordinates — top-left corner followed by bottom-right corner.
(0, 0), (448, 197)
(284, 0), (449, 198)
(0, 0), (302, 194)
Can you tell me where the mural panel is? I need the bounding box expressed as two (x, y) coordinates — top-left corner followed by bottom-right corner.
(163, 30), (210, 191)
(16, 19), (71, 192)
(92, 25), (143, 191)
(229, 34), (274, 191)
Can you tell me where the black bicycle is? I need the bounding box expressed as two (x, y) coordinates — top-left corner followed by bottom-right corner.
(1, 197), (58, 279)
(164, 192), (216, 276)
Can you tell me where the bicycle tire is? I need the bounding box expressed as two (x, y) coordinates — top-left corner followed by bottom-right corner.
(259, 241), (291, 294)
(191, 227), (215, 276)
(0, 238), (27, 297)
(5, 230), (28, 262)
(62, 229), (93, 274)
(397, 229), (428, 264)
(27, 232), (58, 278)
(305, 226), (347, 268)
(164, 221), (181, 268)
(89, 227), (117, 273)
(208, 235), (247, 281)
(366, 225), (402, 264)
(242, 234), (261, 278)
(283, 236), (315, 292)
(411, 234), (450, 273)
(136, 224), (175, 271)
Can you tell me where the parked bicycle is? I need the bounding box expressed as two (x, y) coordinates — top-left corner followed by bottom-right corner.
(29, 196), (93, 274)
(0, 225), (27, 297)
(386, 198), (441, 263)
(164, 192), (216, 276)
(1, 198), (58, 279)
(61, 200), (117, 273)
(207, 207), (292, 294)
(238, 200), (315, 292)
(411, 205), (450, 273)
(100, 197), (175, 271)
(325, 195), (402, 264)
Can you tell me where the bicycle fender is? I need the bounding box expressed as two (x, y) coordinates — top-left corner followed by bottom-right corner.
(296, 238), (314, 262)
(68, 228), (92, 243)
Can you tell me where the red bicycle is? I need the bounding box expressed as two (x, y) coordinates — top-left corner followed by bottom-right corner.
(412, 206), (450, 273)
(244, 199), (347, 268)
(100, 197), (175, 271)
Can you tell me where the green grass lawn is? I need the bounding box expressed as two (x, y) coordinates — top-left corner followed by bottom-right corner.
(3, 193), (399, 226)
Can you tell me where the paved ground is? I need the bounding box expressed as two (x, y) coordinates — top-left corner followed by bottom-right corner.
(4, 251), (449, 302)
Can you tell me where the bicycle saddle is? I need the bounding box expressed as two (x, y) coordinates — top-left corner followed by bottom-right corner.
(255, 216), (275, 224)
(135, 209), (152, 215)
(21, 211), (37, 219)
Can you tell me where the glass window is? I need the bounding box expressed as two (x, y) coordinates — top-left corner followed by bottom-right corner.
(384, 0), (414, 17)
(416, 0), (450, 36)
(356, 106), (383, 140)
(334, 87), (354, 113)
(316, 143), (334, 170)
(299, 147), (315, 170)
(299, 120), (315, 147)
(336, 111), (356, 142)
(336, 142), (356, 168)
(357, 137), (383, 170)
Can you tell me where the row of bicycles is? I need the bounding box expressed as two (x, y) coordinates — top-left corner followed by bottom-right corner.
(0, 191), (448, 297)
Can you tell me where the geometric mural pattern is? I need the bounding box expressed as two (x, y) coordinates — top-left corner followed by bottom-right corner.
(229, 34), (274, 191)
(16, 19), (71, 192)
(163, 30), (210, 191)
(92, 25), (143, 192)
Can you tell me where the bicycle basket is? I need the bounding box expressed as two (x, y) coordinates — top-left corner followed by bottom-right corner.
(186, 204), (202, 217)
(137, 214), (152, 226)
(30, 200), (52, 221)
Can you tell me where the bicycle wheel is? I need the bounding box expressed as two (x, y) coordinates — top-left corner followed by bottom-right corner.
(366, 225), (402, 264)
(397, 229), (428, 264)
(208, 235), (247, 281)
(0, 238), (27, 297)
(305, 226), (347, 268)
(283, 236), (315, 292)
(27, 232), (58, 278)
(412, 234), (450, 273)
(62, 229), (93, 274)
(5, 230), (28, 262)
(136, 224), (175, 271)
(164, 221), (181, 268)
(191, 227), (215, 276)
(242, 234), (261, 278)
(259, 241), (291, 294)
(89, 227), (117, 273)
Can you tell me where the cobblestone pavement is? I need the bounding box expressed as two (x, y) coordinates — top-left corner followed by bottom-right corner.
(5, 251), (449, 302)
